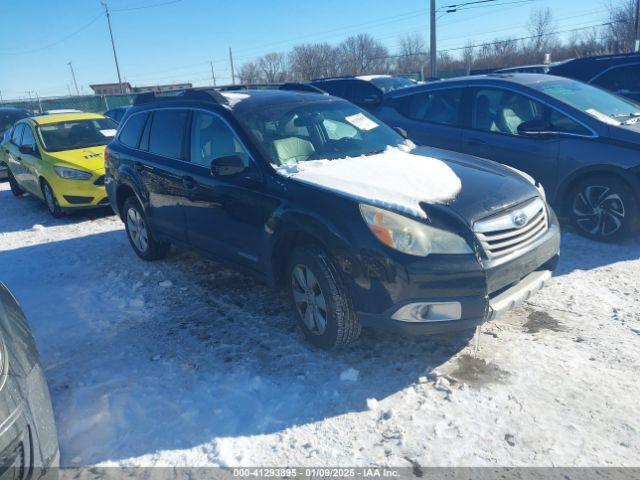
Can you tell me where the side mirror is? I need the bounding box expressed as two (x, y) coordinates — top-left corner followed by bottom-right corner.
(393, 126), (409, 139)
(210, 155), (246, 177)
(19, 144), (37, 156)
(517, 120), (555, 138)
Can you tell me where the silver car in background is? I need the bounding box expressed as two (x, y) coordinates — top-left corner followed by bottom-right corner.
(0, 282), (58, 479)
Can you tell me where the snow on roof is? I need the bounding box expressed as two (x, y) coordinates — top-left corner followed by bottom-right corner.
(275, 145), (461, 219)
(220, 92), (251, 107)
(356, 75), (392, 81)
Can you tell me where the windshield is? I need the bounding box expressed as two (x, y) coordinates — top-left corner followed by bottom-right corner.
(367, 76), (415, 93)
(37, 118), (117, 152)
(232, 98), (405, 166)
(530, 79), (640, 122)
(0, 110), (29, 133)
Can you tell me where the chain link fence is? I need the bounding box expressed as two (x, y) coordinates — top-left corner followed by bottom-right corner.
(0, 94), (136, 114)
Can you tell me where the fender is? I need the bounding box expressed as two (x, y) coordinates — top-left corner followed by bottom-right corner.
(113, 164), (150, 218)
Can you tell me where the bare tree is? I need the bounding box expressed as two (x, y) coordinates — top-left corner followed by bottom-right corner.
(337, 34), (390, 75)
(396, 33), (427, 74)
(258, 52), (288, 83)
(527, 7), (558, 58)
(605, 0), (637, 53)
(238, 61), (263, 84)
(289, 43), (339, 81)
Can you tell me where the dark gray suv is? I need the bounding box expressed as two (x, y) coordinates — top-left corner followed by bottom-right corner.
(377, 74), (640, 241)
(0, 282), (58, 478)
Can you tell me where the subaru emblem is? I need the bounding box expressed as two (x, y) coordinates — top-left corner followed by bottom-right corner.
(512, 212), (528, 227)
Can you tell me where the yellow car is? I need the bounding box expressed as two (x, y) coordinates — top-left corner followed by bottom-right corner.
(2, 113), (117, 217)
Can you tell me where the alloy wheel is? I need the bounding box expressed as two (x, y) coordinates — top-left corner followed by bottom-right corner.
(291, 264), (328, 335)
(44, 184), (57, 213)
(126, 207), (149, 253)
(572, 185), (625, 237)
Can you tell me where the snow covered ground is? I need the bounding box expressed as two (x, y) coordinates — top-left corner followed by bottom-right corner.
(0, 181), (639, 467)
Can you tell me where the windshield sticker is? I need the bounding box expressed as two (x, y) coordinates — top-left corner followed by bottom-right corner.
(585, 109), (621, 126)
(345, 113), (379, 131)
(99, 129), (117, 137)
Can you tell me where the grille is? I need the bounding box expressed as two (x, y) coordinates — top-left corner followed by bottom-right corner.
(94, 175), (105, 186)
(474, 197), (548, 260)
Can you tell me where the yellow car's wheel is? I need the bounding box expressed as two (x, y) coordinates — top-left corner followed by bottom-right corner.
(7, 169), (24, 197)
(41, 180), (64, 218)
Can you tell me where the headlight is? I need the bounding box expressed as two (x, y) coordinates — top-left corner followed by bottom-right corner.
(359, 204), (472, 257)
(535, 182), (546, 202)
(53, 166), (92, 180)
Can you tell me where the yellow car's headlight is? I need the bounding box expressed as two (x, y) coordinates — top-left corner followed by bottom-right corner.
(359, 204), (472, 257)
(53, 166), (92, 180)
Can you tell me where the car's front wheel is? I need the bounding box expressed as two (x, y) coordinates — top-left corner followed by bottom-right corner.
(41, 180), (64, 218)
(567, 175), (639, 242)
(123, 196), (170, 260)
(287, 247), (361, 350)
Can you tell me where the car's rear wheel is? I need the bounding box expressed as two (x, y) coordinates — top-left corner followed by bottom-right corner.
(41, 180), (64, 218)
(7, 169), (24, 197)
(287, 246), (361, 349)
(567, 175), (639, 242)
(123, 196), (170, 261)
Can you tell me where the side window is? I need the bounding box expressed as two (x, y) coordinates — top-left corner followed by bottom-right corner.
(10, 124), (25, 144)
(20, 126), (36, 148)
(189, 112), (251, 167)
(549, 110), (591, 136)
(148, 110), (189, 159)
(348, 81), (380, 105)
(399, 89), (463, 126)
(592, 65), (640, 93)
(318, 81), (348, 98)
(119, 113), (148, 148)
(471, 88), (546, 136)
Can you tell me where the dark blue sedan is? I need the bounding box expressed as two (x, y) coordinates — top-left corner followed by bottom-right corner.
(377, 74), (640, 241)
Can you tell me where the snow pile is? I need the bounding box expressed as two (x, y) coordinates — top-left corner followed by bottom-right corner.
(221, 92), (250, 108)
(276, 147), (462, 218)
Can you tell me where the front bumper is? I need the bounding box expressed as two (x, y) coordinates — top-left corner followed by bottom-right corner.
(351, 218), (560, 336)
(50, 175), (109, 209)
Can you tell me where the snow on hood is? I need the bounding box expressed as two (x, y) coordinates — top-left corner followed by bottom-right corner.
(221, 92), (250, 107)
(275, 146), (462, 218)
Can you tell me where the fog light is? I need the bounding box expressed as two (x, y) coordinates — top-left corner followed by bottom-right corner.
(392, 302), (462, 323)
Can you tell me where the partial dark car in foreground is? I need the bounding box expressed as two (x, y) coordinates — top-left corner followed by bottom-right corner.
(310, 75), (415, 112)
(0, 108), (31, 181)
(105, 87), (559, 349)
(0, 282), (59, 478)
(377, 73), (640, 241)
(549, 53), (640, 102)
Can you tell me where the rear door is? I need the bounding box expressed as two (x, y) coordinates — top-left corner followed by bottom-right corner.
(5, 124), (29, 189)
(181, 110), (277, 269)
(133, 109), (191, 242)
(385, 87), (465, 150)
(460, 87), (560, 191)
(16, 124), (41, 194)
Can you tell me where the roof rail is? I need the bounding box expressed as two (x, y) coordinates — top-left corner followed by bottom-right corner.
(215, 82), (326, 94)
(133, 88), (229, 106)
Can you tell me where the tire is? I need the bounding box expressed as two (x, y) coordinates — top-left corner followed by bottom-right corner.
(7, 169), (24, 197)
(123, 196), (170, 261)
(41, 180), (64, 218)
(287, 246), (361, 350)
(566, 175), (639, 242)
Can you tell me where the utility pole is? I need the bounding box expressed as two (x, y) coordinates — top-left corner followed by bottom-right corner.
(429, 0), (437, 79)
(25, 91), (33, 111)
(210, 60), (217, 86)
(101, 1), (124, 93)
(229, 47), (236, 85)
(68, 61), (80, 96)
(35, 92), (42, 112)
(635, 0), (640, 52)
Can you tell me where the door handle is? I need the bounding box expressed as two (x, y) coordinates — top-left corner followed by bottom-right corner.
(182, 176), (197, 189)
(133, 162), (145, 172)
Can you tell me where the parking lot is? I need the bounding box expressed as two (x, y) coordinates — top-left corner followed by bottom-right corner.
(1, 180), (638, 467)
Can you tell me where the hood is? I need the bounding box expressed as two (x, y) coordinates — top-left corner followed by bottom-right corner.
(414, 146), (539, 224)
(609, 121), (640, 150)
(276, 145), (538, 225)
(45, 146), (107, 173)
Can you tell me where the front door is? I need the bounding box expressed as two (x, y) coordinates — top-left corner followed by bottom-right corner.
(461, 87), (560, 192)
(182, 111), (278, 270)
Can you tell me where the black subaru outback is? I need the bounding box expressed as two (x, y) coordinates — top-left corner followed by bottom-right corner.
(105, 87), (560, 349)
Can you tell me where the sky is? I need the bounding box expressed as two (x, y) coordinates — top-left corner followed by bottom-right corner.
(0, 0), (610, 100)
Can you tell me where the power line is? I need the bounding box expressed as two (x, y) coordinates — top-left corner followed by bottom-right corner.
(111, 0), (184, 13)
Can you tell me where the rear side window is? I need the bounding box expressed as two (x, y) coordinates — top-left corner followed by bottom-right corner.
(397, 88), (464, 126)
(10, 124), (24, 144)
(119, 113), (148, 148)
(592, 64), (640, 93)
(348, 81), (381, 105)
(317, 81), (348, 98)
(148, 110), (189, 159)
